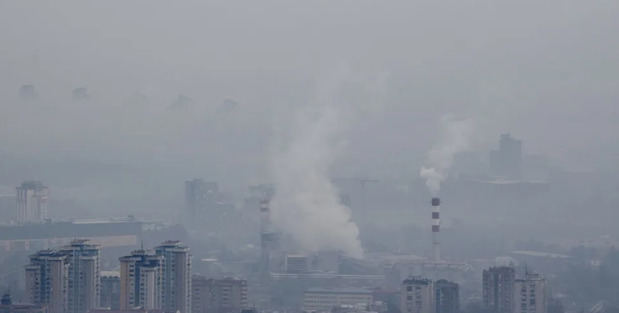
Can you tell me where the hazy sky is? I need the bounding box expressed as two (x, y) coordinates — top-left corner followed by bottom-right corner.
(1, 0), (618, 199)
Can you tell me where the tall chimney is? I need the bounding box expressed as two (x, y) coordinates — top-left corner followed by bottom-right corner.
(431, 197), (440, 261)
(259, 199), (271, 274)
(260, 199), (270, 233)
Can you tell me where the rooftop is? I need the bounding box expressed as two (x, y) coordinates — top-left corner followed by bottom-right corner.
(402, 276), (432, 285)
(18, 181), (47, 190)
(305, 288), (372, 295)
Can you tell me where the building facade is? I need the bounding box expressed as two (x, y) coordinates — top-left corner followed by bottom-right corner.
(401, 277), (433, 313)
(100, 271), (121, 310)
(16, 181), (49, 224)
(512, 273), (546, 313)
(434, 280), (459, 313)
(303, 288), (373, 313)
(185, 179), (218, 219)
(26, 240), (100, 313)
(285, 255), (309, 274)
(156, 241), (192, 313)
(191, 276), (247, 313)
(59, 240), (101, 313)
(119, 250), (164, 311)
(25, 250), (69, 313)
(483, 266), (516, 313)
(489, 134), (522, 179)
(1, 292), (47, 313)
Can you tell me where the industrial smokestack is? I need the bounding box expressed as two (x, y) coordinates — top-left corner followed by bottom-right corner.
(431, 197), (440, 261)
(260, 199), (270, 232)
(259, 199), (279, 275)
(259, 199), (271, 273)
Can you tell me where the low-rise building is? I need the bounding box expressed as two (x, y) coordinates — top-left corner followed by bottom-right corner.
(303, 288), (373, 313)
(0, 293), (47, 313)
(192, 276), (247, 313)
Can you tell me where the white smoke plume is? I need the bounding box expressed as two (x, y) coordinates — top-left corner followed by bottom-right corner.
(268, 67), (385, 259)
(420, 116), (474, 195)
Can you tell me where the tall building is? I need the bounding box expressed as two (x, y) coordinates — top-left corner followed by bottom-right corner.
(185, 179), (218, 219)
(26, 240), (100, 313)
(16, 181), (49, 224)
(58, 240), (101, 313)
(434, 280), (459, 313)
(119, 250), (164, 311)
(100, 271), (121, 310)
(401, 277), (433, 313)
(512, 273), (546, 313)
(191, 276), (247, 313)
(490, 134), (522, 180)
(483, 266), (516, 313)
(25, 250), (69, 313)
(156, 241), (192, 313)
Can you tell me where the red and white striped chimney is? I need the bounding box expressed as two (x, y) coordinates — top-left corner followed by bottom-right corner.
(431, 197), (440, 261)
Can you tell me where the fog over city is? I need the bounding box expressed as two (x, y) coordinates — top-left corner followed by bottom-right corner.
(1, 1), (619, 313)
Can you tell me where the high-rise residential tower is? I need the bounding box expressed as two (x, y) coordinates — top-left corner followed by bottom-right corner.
(483, 266), (516, 313)
(100, 271), (120, 310)
(58, 240), (101, 313)
(25, 250), (69, 313)
(16, 181), (49, 224)
(434, 279), (459, 313)
(26, 240), (100, 313)
(512, 273), (546, 313)
(401, 277), (433, 313)
(156, 241), (192, 313)
(119, 250), (164, 310)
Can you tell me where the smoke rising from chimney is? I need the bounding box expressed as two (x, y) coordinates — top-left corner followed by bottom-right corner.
(420, 115), (474, 195)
